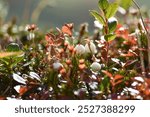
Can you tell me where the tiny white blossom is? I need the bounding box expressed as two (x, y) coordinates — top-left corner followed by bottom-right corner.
(118, 7), (126, 15)
(94, 17), (118, 30)
(13, 73), (27, 85)
(28, 32), (35, 40)
(53, 61), (63, 70)
(75, 44), (85, 54)
(29, 72), (41, 81)
(94, 20), (103, 29)
(108, 17), (118, 23)
(85, 42), (97, 54)
(25, 25), (30, 31)
(126, 87), (140, 96)
(134, 77), (144, 82)
(90, 62), (101, 72)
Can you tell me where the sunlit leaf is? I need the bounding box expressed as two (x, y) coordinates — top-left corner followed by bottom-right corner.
(90, 10), (105, 25)
(98, 0), (109, 10)
(105, 34), (116, 42)
(62, 23), (73, 36)
(106, 3), (118, 18)
(102, 70), (113, 78)
(114, 74), (124, 81)
(10, 56), (24, 68)
(119, 0), (132, 9)
(0, 51), (24, 58)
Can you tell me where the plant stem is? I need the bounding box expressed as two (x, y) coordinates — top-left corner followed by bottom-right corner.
(137, 33), (146, 78)
(85, 83), (92, 99)
(132, 0), (150, 72)
(104, 18), (109, 66)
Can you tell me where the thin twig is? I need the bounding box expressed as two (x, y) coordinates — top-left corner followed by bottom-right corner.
(2, 86), (10, 96)
(136, 33), (146, 78)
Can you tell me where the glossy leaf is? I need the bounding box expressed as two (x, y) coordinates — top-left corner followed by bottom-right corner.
(120, 0), (132, 9)
(90, 10), (105, 25)
(6, 43), (20, 52)
(105, 34), (116, 42)
(98, 0), (109, 10)
(106, 3), (118, 18)
(108, 20), (117, 33)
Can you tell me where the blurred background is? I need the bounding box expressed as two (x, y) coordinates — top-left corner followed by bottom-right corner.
(0, 0), (150, 30)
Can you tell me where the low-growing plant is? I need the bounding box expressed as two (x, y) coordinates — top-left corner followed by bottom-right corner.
(0, 0), (150, 100)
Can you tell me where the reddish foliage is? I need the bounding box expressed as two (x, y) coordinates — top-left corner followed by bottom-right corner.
(62, 23), (74, 37)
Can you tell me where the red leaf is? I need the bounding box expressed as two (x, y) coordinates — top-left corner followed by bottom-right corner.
(19, 86), (28, 96)
(145, 89), (150, 96)
(102, 70), (113, 78)
(0, 96), (6, 100)
(114, 74), (124, 81)
(120, 51), (136, 57)
(45, 33), (55, 45)
(62, 23), (73, 36)
(123, 60), (138, 67)
(114, 80), (123, 86)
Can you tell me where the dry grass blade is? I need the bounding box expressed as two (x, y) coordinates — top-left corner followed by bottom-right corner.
(0, 51), (24, 58)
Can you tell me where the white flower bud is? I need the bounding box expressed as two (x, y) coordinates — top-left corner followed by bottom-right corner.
(75, 44), (85, 54)
(27, 32), (35, 40)
(118, 7), (126, 15)
(108, 17), (118, 23)
(94, 20), (103, 29)
(85, 42), (97, 54)
(90, 62), (101, 72)
(53, 62), (63, 70)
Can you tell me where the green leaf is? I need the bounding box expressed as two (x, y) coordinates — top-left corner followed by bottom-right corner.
(120, 0), (132, 9)
(106, 3), (118, 18)
(98, 0), (109, 10)
(90, 10), (105, 25)
(99, 77), (110, 92)
(10, 56), (24, 68)
(105, 34), (116, 42)
(108, 20), (117, 33)
(6, 43), (20, 52)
